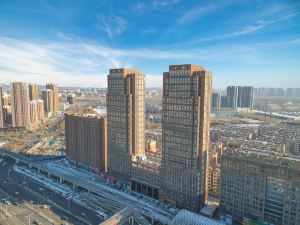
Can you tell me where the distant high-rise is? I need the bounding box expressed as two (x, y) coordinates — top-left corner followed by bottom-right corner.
(237, 86), (254, 109)
(36, 99), (44, 123)
(46, 83), (59, 112)
(160, 64), (212, 211)
(42, 89), (53, 113)
(107, 68), (145, 178)
(11, 82), (31, 130)
(286, 88), (294, 97)
(0, 86), (4, 128)
(221, 95), (227, 108)
(29, 83), (39, 100)
(65, 113), (107, 172)
(67, 94), (76, 105)
(226, 86), (238, 108)
(29, 100), (38, 125)
(29, 100), (44, 125)
(212, 93), (221, 111)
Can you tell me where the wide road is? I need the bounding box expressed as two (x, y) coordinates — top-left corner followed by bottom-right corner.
(0, 158), (103, 225)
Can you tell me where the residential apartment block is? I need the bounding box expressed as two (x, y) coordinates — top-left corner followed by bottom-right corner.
(46, 83), (59, 112)
(29, 83), (39, 100)
(11, 82), (31, 130)
(65, 113), (107, 172)
(42, 89), (53, 113)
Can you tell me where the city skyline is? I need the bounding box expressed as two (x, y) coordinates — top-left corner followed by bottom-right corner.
(0, 0), (300, 88)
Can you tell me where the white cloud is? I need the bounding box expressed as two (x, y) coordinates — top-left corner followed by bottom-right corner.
(177, 5), (219, 25)
(97, 15), (128, 39)
(0, 36), (197, 87)
(0, 35), (299, 88)
(152, 0), (180, 9)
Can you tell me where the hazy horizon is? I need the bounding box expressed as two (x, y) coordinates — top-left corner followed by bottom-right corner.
(0, 0), (300, 88)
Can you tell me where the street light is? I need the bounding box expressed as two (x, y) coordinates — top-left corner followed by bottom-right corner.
(25, 213), (33, 225)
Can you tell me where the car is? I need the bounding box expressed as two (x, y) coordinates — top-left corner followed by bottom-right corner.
(41, 205), (49, 209)
(6, 201), (11, 205)
(15, 192), (19, 195)
(14, 201), (20, 206)
(29, 200), (34, 204)
(61, 216), (68, 221)
(81, 212), (86, 217)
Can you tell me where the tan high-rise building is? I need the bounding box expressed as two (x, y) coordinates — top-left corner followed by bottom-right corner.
(29, 100), (38, 125)
(46, 83), (59, 112)
(42, 89), (53, 113)
(29, 83), (39, 100)
(65, 113), (107, 172)
(160, 64), (212, 212)
(0, 86), (4, 128)
(29, 99), (44, 126)
(36, 99), (44, 122)
(11, 82), (31, 130)
(107, 68), (145, 178)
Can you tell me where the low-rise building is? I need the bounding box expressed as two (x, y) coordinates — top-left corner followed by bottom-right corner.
(65, 113), (107, 172)
(220, 148), (300, 225)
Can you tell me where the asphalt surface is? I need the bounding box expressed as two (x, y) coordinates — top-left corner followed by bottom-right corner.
(0, 158), (103, 225)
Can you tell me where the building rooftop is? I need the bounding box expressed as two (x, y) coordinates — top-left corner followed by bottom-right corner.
(170, 210), (224, 225)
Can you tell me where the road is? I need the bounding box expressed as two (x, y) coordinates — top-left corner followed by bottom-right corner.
(0, 158), (103, 225)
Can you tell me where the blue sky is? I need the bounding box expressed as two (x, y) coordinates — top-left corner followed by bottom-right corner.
(0, 0), (299, 88)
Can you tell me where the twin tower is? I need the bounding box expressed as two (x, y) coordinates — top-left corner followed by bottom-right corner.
(107, 64), (212, 211)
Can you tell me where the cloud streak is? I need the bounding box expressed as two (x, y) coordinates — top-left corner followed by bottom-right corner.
(0, 35), (299, 87)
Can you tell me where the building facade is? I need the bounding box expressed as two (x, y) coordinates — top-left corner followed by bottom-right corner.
(11, 82), (31, 130)
(107, 68), (145, 178)
(29, 99), (44, 126)
(65, 113), (107, 172)
(160, 64), (212, 212)
(42, 89), (53, 113)
(46, 83), (59, 112)
(67, 94), (76, 105)
(212, 93), (221, 111)
(29, 83), (39, 100)
(220, 149), (300, 225)
(237, 86), (254, 109)
(226, 86), (238, 109)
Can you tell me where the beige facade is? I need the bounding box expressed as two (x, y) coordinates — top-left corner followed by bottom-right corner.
(160, 64), (212, 212)
(65, 113), (107, 172)
(46, 83), (59, 112)
(220, 149), (300, 225)
(29, 99), (44, 126)
(36, 100), (44, 122)
(29, 83), (39, 100)
(42, 89), (53, 113)
(29, 100), (38, 125)
(11, 82), (31, 130)
(107, 68), (145, 178)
